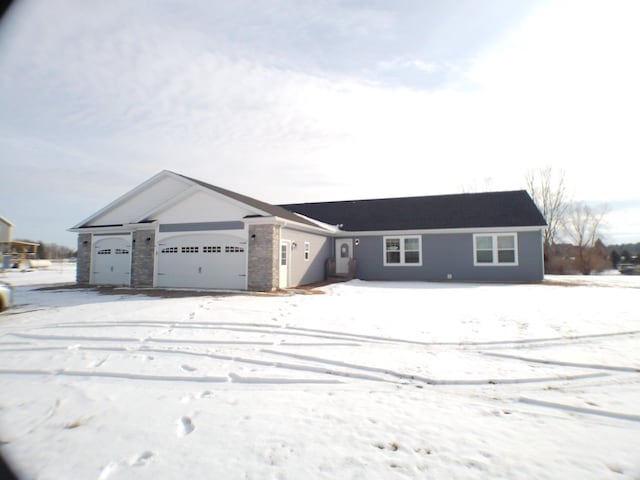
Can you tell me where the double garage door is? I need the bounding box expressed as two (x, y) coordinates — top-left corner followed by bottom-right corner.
(156, 233), (247, 289)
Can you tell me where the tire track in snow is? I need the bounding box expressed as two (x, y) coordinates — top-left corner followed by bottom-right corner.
(261, 349), (609, 386)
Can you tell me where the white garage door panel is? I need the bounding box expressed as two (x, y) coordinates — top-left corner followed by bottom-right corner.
(157, 234), (247, 289)
(92, 237), (131, 286)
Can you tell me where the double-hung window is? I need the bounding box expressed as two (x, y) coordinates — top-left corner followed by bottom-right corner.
(384, 236), (421, 266)
(474, 233), (518, 266)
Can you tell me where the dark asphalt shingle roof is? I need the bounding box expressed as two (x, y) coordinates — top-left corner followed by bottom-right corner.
(279, 190), (546, 231)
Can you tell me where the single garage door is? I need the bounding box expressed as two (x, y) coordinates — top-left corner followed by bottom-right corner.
(157, 233), (247, 289)
(92, 236), (131, 286)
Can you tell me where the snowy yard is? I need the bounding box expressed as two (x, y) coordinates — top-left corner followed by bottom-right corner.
(1, 265), (639, 480)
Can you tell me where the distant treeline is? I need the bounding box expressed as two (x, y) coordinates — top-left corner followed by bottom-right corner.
(14, 239), (77, 259)
(607, 242), (640, 256)
(607, 242), (640, 267)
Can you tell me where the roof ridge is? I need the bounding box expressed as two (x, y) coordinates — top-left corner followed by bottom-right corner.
(280, 189), (529, 207)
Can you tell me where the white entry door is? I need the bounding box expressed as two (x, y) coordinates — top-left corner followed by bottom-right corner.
(92, 236), (131, 286)
(279, 241), (290, 289)
(335, 239), (352, 275)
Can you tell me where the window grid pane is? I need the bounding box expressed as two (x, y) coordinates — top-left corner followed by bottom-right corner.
(476, 236), (493, 250)
(497, 235), (515, 249)
(476, 250), (493, 263)
(386, 239), (400, 251)
(386, 251), (401, 264)
(404, 251), (420, 263)
(498, 249), (515, 263)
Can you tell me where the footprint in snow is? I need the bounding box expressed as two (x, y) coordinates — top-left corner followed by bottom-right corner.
(181, 364), (197, 372)
(177, 416), (195, 437)
(129, 451), (154, 467)
(98, 461), (119, 480)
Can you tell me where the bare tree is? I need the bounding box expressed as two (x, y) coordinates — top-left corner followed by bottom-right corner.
(564, 202), (609, 274)
(525, 167), (570, 272)
(525, 166), (569, 249)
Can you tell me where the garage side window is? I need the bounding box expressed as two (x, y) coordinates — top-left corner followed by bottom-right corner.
(304, 242), (310, 261)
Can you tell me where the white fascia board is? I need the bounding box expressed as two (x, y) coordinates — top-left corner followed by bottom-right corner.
(335, 225), (545, 237)
(187, 182), (273, 218)
(291, 213), (340, 234)
(243, 216), (335, 235)
(68, 221), (158, 234)
(70, 170), (182, 229)
(242, 216), (284, 226)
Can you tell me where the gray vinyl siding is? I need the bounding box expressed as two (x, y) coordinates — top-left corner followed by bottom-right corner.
(159, 221), (244, 232)
(350, 230), (544, 282)
(281, 227), (331, 286)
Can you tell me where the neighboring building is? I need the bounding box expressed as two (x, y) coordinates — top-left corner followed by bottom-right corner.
(0, 216), (12, 244)
(0, 216), (39, 269)
(69, 170), (547, 291)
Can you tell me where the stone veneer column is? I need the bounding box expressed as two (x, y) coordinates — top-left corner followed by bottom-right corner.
(76, 233), (91, 284)
(131, 230), (155, 287)
(247, 224), (280, 291)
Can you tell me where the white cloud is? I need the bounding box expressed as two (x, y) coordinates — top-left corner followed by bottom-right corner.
(1, 0), (639, 245)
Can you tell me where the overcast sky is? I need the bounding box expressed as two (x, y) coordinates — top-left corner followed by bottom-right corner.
(1, 0), (639, 248)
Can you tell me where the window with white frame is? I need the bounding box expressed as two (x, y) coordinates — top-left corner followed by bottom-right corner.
(474, 233), (518, 265)
(384, 236), (421, 266)
(304, 242), (310, 261)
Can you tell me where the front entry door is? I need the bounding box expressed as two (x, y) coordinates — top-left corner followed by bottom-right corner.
(279, 241), (290, 288)
(335, 239), (353, 275)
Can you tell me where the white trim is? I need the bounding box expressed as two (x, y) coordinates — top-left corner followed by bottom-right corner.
(243, 216), (335, 235)
(304, 241), (310, 261)
(341, 225), (544, 237)
(279, 239), (291, 288)
(70, 171), (185, 229)
(140, 178), (273, 222)
(289, 213), (340, 233)
(473, 233), (519, 267)
(69, 221), (158, 234)
(383, 235), (423, 267)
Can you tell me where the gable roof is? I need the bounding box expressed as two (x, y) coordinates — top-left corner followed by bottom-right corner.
(71, 170), (329, 232)
(279, 190), (547, 232)
(173, 172), (324, 230)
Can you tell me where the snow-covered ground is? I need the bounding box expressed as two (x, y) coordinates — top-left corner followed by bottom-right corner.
(1, 265), (639, 479)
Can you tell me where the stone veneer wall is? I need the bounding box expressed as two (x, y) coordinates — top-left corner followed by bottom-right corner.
(76, 233), (92, 284)
(131, 230), (155, 287)
(247, 224), (280, 291)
